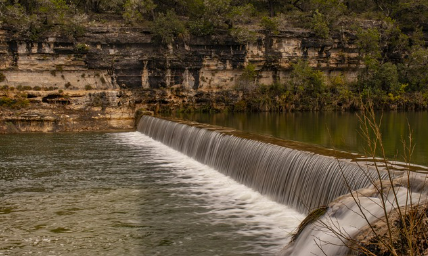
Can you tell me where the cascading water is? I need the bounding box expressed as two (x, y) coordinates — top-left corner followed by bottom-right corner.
(137, 115), (428, 256)
(137, 115), (382, 214)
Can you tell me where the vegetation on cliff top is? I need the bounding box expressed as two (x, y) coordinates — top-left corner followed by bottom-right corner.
(0, 0), (428, 111)
(2, 0), (427, 40)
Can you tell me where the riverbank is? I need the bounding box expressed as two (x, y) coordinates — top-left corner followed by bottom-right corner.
(0, 88), (135, 133)
(2, 86), (428, 133)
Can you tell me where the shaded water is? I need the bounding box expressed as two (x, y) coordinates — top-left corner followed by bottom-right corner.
(171, 112), (428, 166)
(0, 132), (304, 255)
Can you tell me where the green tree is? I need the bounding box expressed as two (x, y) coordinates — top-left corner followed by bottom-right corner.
(203, 0), (231, 29)
(151, 10), (187, 44)
(236, 63), (258, 92)
(289, 60), (325, 96)
(358, 61), (401, 94)
(123, 0), (156, 23)
(230, 27), (258, 44)
(392, 0), (428, 30)
(260, 16), (279, 34)
(309, 0), (347, 38)
(311, 10), (329, 38)
(356, 27), (382, 59)
(400, 46), (428, 91)
(1, 3), (32, 33)
(38, 0), (70, 25)
(228, 4), (256, 27)
(188, 0), (231, 36)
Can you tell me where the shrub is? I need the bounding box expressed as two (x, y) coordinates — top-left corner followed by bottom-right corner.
(188, 19), (214, 36)
(0, 72), (5, 82)
(289, 60), (325, 96)
(0, 96), (29, 109)
(151, 10), (187, 44)
(33, 86), (41, 91)
(242, 63), (257, 81)
(260, 16), (279, 35)
(75, 43), (89, 53)
(233, 100), (247, 112)
(236, 63), (258, 92)
(311, 10), (329, 38)
(64, 82), (72, 88)
(123, 0), (156, 23)
(228, 4), (256, 26)
(85, 84), (93, 90)
(230, 27), (257, 44)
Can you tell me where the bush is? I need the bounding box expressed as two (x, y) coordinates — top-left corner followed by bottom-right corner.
(188, 19), (214, 36)
(230, 27), (257, 44)
(311, 10), (329, 38)
(0, 96), (29, 109)
(64, 82), (72, 89)
(289, 60), (325, 96)
(75, 43), (89, 53)
(151, 10), (187, 44)
(236, 63), (258, 92)
(0, 72), (5, 82)
(85, 84), (93, 90)
(260, 16), (279, 35)
(228, 4), (256, 26)
(123, 0), (156, 24)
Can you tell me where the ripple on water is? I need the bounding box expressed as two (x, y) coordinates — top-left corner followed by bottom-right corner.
(0, 132), (304, 256)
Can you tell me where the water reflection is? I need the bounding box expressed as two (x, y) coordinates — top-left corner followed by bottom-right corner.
(171, 112), (428, 166)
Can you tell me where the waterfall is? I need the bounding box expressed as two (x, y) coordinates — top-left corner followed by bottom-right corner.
(137, 115), (381, 214)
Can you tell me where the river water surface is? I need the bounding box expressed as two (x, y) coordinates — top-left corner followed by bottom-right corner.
(0, 132), (303, 256)
(172, 111), (428, 166)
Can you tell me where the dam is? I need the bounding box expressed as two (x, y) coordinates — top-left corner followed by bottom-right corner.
(137, 115), (386, 214)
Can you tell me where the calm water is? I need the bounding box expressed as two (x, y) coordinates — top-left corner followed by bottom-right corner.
(172, 112), (428, 166)
(0, 132), (303, 256)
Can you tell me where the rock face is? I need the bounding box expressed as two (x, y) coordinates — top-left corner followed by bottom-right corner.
(0, 21), (363, 132)
(0, 89), (136, 133)
(0, 24), (362, 91)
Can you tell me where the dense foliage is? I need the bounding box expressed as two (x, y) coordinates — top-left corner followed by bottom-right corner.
(1, 0), (427, 110)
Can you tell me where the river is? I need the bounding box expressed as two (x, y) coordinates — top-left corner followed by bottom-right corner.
(2, 111), (426, 255)
(172, 111), (428, 166)
(0, 132), (303, 256)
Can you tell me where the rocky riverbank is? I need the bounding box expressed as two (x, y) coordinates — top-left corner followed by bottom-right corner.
(0, 89), (135, 133)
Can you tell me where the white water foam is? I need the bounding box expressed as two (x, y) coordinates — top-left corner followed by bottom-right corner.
(116, 132), (305, 254)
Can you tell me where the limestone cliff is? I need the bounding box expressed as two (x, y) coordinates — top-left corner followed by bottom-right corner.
(0, 20), (364, 132)
(0, 23), (361, 90)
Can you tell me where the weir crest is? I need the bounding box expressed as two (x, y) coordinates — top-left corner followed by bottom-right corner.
(137, 115), (385, 214)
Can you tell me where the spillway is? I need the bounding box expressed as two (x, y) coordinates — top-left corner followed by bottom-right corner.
(137, 115), (384, 213)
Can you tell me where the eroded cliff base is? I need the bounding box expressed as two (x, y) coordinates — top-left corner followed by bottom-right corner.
(0, 88), (135, 133)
